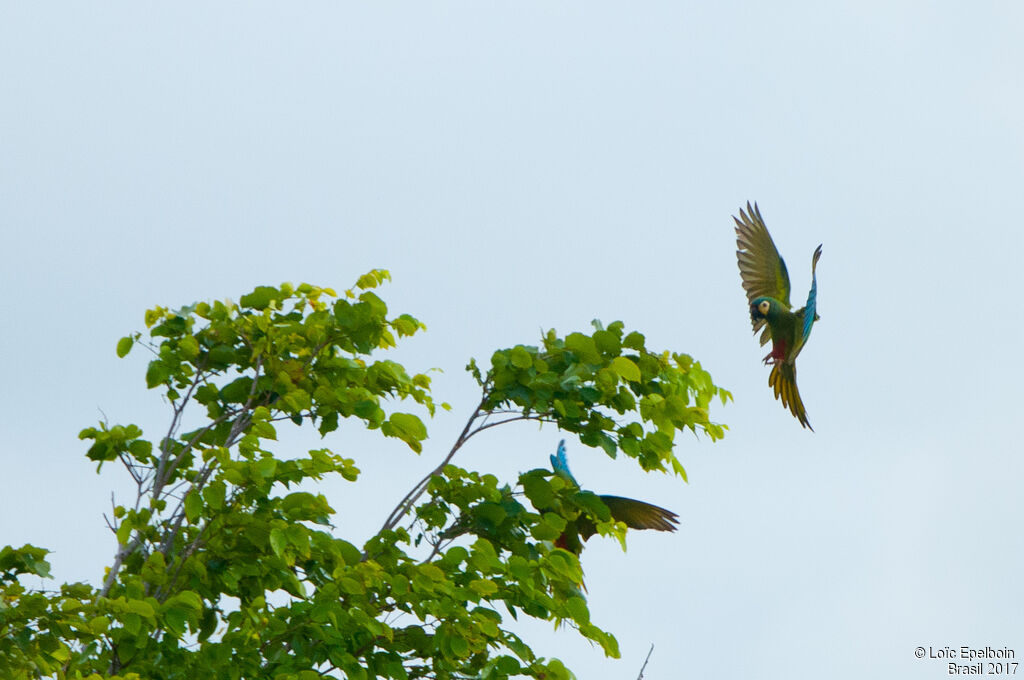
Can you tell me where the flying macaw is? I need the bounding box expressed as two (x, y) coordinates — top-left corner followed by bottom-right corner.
(734, 201), (822, 430)
(549, 440), (678, 554)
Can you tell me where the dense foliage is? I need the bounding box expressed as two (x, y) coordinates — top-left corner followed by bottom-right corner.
(1, 270), (729, 679)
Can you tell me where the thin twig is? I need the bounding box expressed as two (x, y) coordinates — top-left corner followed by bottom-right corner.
(377, 395), (489, 535)
(471, 414), (552, 435)
(636, 643), (654, 680)
(102, 491), (121, 534)
(376, 377), (559, 546)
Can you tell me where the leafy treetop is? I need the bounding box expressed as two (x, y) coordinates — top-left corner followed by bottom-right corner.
(0, 270), (729, 680)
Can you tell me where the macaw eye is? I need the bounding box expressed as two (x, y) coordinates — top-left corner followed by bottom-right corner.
(758, 300), (771, 314)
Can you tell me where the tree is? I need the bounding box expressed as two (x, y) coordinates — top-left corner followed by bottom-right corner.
(0, 270), (730, 679)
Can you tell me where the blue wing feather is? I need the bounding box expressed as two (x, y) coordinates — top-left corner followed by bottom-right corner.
(550, 439), (579, 486)
(801, 245), (823, 342)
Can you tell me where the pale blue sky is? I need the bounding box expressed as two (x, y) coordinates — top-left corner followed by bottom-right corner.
(2, 3), (1023, 678)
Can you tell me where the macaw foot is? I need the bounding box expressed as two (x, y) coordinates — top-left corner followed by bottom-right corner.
(762, 342), (787, 365)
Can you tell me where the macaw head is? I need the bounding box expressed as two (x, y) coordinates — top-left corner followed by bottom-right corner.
(750, 296), (776, 323)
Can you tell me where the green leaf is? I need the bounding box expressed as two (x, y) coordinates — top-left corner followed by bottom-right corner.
(566, 595), (589, 624)
(522, 474), (554, 509)
(128, 438), (153, 461)
(0, 544), (52, 578)
(269, 528), (287, 557)
(573, 491), (612, 522)
(356, 269), (390, 289)
(207, 344), (237, 365)
(382, 412), (427, 451)
(530, 519), (561, 541)
(184, 490), (202, 523)
(239, 285), (280, 310)
(252, 419), (277, 440)
(671, 456), (689, 482)
(509, 346), (533, 369)
(116, 517), (133, 545)
(178, 334), (200, 359)
(336, 540), (362, 566)
(469, 579), (498, 597)
(220, 376), (254, 404)
(163, 606), (188, 638)
(126, 599), (156, 621)
(256, 456), (277, 479)
(281, 491), (333, 522)
(565, 332), (600, 363)
(593, 329), (621, 356)
(145, 360), (170, 388)
(202, 480), (226, 512)
(622, 330), (646, 349)
(142, 552), (168, 586)
(448, 633), (470, 658)
(418, 564), (446, 582)
(611, 356), (641, 382)
(169, 590), (203, 612)
(339, 577), (365, 595)
(116, 336), (134, 358)
(88, 615), (111, 634)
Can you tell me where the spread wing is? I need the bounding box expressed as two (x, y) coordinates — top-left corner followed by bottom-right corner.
(735, 202), (792, 345)
(574, 495), (679, 542)
(789, 245), (823, 361)
(801, 245), (822, 344)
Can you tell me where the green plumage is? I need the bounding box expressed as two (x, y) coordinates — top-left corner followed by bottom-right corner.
(734, 202), (822, 430)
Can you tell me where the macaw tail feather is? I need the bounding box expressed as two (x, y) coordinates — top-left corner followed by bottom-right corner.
(769, 362), (813, 431)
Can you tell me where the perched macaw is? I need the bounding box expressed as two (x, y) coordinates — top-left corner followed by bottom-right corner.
(734, 201), (822, 430)
(549, 440), (678, 554)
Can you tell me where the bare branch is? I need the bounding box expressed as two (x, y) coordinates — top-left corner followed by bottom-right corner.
(99, 535), (142, 598)
(636, 643), (654, 680)
(469, 414), (552, 436)
(103, 493), (119, 534)
(377, 395), (488, 535)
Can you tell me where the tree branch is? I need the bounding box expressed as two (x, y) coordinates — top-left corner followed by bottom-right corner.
(636, 643), (654, 680)
(377, 395), (488, 535)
